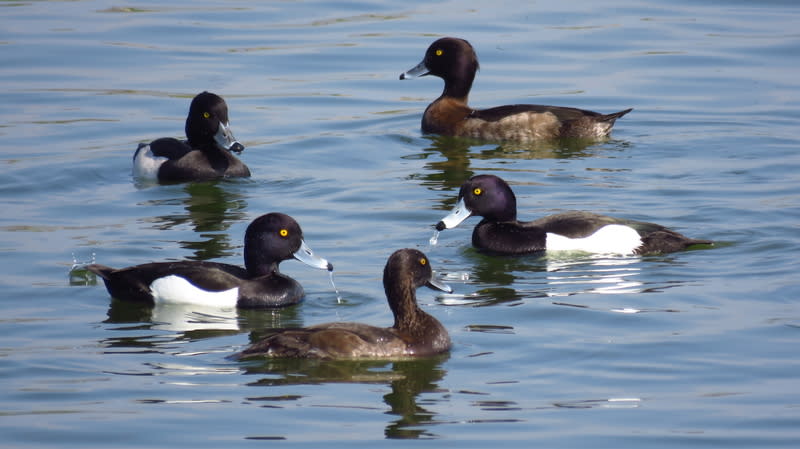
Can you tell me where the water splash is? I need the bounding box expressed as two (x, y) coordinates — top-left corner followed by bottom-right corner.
(429, 230), (440, 246)
(70, 251), (96, 271)
(328, 270), (342, 303)
(69, 252), (96, 285)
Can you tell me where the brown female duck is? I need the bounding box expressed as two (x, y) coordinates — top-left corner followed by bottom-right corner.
(400, 37), (632, 142)
(236, 249), (451, 359)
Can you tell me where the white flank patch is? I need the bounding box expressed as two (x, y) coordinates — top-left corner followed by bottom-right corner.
(546, 224), (642, 255)
(150, 275), (239, 307)
(132, 145), (167, 179)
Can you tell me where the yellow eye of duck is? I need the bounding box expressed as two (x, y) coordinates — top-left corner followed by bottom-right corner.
(203, 112), (210, 119)
(419, 257), (427, 266)
(435, 49), (443, 56)
(473, 187), (482, 196)
(279, 229), (289, 237)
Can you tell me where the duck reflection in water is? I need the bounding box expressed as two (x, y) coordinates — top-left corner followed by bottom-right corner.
(102, 299), (305, 347)
(241, 355), (449, 439)
(143, 181), (249, 261)
(414, 134), (630, 210)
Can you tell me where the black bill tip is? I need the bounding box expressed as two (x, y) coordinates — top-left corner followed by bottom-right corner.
(229, 142), (245, 153)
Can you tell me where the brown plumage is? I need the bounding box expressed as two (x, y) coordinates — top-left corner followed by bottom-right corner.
(235, 249), (452, 360)
(400, 37), (632, 142)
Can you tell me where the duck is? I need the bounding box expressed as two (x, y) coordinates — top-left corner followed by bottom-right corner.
(235, 249), (452, 360)
(87, 213), (332, 308)
(399, 37), (632, 142)
(133, 91), (250, 183)
(435, 174), (712, 256)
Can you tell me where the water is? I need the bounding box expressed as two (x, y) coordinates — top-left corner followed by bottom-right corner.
(2, 0), (799, 446)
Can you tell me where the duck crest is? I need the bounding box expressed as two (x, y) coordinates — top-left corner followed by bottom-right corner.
(185, 91), (228, 149)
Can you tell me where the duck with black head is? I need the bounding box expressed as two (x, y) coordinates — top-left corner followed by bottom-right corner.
(87, 213), (332, 308)
(434, 174), (712, 256)
(235, 249), (452, 360)
(400, 37), (632, 142)
(133, 91), (250, 183)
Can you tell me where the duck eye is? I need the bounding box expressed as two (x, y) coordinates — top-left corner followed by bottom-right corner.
(202, 112), (210, 119)
(279, 229), (289, 237)
(419, 257), (427, 266)
(473, 187), (482, 196)
(435, 49), (443, 56)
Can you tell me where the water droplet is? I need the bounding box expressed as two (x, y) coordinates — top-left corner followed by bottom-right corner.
(328, 270), (342, 303)
(429, 230), (440, 246)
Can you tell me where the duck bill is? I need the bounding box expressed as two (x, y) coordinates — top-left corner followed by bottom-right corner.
(293, 239), (334, 272)
(399, 59), (429, 80)
(435, 197), (472, 231)
(214, 121), (245, 153)
(426, 274), (453, 294)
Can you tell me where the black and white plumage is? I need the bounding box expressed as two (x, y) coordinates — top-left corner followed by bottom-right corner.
(435, 175), (712, 256)
(88, 213), (332, 308)
(133, 91), (249, 183)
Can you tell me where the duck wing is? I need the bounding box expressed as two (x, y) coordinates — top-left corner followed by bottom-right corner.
(527, 211), (667, 239)
(237, 323), (407, 359)
(530, 211), (712, 254)
(147, 137), (193, 159)
(88, 261), (248, 303)
(471, 104), (603, 122)
(471, 106), (633, 139)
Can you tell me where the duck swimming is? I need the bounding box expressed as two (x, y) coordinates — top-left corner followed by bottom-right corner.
(235, 249), (451, 359)
(87, 213), (332, 308)
(435, 175), (712, 256)
(133, 91), (250, 183)
(400, 37), (632, 142)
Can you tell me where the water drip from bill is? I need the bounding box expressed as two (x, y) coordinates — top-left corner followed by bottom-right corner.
(328, 270), (342, 303)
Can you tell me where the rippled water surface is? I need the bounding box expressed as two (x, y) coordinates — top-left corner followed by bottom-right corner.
(2, 0), (799, 446)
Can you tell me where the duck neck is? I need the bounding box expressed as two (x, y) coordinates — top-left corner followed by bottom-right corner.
(243, 248), (279, 277)
(385, 278), (424, 333)
(487, 208), (517, 223)
(442, 69), (474, 102)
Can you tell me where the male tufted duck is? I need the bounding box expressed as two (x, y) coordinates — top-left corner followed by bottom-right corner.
(87, 213), (332, 308)
(235, 249), (452, 359)
(435, 175), (712, 256)
(400, 37), (632, 142)
(133, 91), (250, 183)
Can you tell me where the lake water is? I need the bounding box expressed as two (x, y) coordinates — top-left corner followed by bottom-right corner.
(1, 0), (799, 446)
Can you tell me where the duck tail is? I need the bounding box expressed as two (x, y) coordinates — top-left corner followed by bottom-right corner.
(86, 264), (115, 280)
(601, 108), (633, 123)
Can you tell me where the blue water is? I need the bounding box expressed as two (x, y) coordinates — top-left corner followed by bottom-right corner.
(2, 0), (799, 446)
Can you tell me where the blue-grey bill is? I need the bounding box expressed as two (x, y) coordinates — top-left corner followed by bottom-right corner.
(436, 197), (472, 230)
(427, 274), (453, 294)
(294, 239), (334, 272)
(400, 60), (429, 80)
(214, 121), (244, 153)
